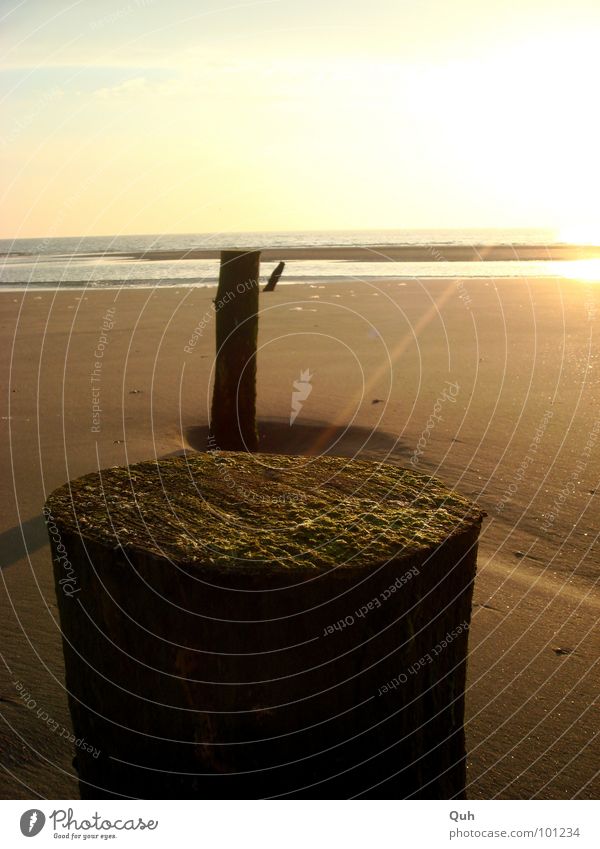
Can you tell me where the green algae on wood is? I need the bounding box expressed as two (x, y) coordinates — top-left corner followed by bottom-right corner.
(45, 452), (484, 572)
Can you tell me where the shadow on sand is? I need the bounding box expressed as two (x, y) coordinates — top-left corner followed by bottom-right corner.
(0, 514), (48, 571)
(184, 418), (406, 460)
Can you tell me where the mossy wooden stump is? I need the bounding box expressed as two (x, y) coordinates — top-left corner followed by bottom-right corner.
(46, 452), (484, 799)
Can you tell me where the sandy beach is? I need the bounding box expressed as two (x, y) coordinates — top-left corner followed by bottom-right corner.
(0, 276), (598, 799)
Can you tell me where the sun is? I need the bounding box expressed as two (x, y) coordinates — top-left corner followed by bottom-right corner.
(557, 223), (600, 245)
(555, 224), (600, 279)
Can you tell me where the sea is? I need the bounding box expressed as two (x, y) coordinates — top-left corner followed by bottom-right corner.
(0, 228), (596, 291)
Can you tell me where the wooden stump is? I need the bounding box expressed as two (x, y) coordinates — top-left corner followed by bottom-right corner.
(46, 452), (484, 799)
(210, 250), (260, 451)
(263, 260), (285, 292)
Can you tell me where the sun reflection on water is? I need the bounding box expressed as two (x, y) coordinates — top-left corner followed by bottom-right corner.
(555, 259), (600, 282)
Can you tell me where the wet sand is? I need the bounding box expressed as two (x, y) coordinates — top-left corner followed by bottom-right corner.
(10, 243), (598, 263)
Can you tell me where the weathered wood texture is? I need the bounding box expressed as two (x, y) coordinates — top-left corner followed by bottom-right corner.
(46, 452), (484, 799)
(210, 250), (260, 451)
(263, 260), (285, 292)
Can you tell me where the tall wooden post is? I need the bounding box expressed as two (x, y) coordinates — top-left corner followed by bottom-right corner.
(46, 453), (484, 800)
(210, 250), (260, 451)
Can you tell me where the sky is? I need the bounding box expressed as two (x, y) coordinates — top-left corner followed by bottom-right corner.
(1, 0), (600, 238)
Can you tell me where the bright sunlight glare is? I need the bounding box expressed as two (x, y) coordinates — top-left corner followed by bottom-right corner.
(554, 259), (600, 282)
(557, 223), (600, 245)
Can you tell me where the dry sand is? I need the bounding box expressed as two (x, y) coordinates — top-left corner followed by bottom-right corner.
(0, 276), (598, 799)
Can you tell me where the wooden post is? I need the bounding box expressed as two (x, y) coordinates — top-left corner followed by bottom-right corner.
(210, 250), (260, 451)
(46, 453), (484, 799)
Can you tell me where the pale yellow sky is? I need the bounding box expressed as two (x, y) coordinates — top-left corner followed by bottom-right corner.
(1, 0), (599, 239)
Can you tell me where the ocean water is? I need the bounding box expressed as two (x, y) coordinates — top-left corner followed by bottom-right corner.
(0, 228), (595, 290)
